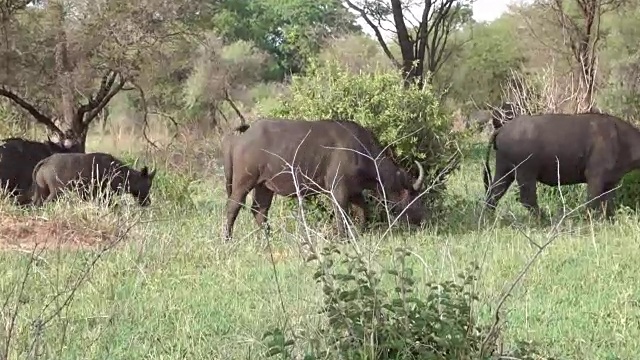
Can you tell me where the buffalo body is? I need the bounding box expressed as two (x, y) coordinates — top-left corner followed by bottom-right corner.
(222, 118), (427, 241)
(483, 113), (640, 216)
(0, 136), (78, 204)
(30, 152), (157, 207)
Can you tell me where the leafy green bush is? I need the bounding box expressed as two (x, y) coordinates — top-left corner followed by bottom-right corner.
(265, 60), (461, 222)
(262, 244), (556, 359)
(616, 170), (640, 210)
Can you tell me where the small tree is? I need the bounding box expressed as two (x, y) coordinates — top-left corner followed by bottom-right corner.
(520, 0), (624, 112)
(344, 0), (474, 87)
(0, 0), (200, 149)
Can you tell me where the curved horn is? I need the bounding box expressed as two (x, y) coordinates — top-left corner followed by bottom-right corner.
(412, 160), (424, 191)
(133, 157), (139, 168)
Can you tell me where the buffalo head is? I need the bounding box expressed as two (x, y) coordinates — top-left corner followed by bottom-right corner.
(126, 165), (157, 206)
(390, 160), (426, 226)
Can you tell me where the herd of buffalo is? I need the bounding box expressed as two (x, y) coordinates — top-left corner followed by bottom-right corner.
(0, 108), (639, 240)
(0, 136), (156, 208)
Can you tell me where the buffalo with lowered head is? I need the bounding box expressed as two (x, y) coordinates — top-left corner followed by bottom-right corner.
(30, 152), (157, 207)
(0, 134), (79, 204)
(483, 112), (640, 217)
(222, 118), (427, 241)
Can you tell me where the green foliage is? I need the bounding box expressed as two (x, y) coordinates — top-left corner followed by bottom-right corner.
(270, 60), (459, 186)
(206, 0), (360, 78)
(263, 246), (488, 359)
(262, 244), (554, 359)
(599, 3), (640, 120)
(616, 170), (640, 210)
(437, 15), (527, 112)
(317, 34), (394, 74)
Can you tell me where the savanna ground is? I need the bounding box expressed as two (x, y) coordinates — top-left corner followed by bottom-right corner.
(0, 124), (638, 360)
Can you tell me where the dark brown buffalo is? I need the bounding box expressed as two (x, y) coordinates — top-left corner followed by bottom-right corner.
(0, 135), (79, 204)
(491, 101), (520, 130)
(222, 118), (427, 241)
(483, 113), (640, 216)
(30, 152), (157, 207)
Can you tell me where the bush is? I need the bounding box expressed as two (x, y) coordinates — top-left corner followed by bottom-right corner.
(265, 60), (461, 221)
(262, 244), (555, 359)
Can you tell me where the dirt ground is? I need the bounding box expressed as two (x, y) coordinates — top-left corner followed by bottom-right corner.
(0, 212), (114, 251)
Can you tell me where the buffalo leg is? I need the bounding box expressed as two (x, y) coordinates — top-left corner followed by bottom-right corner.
(349, 193), (369, 231)
(485, 161), (515, 211)
(32, 184), (49, 206)
(224, 189), (251, 242)
(515, 173), (541, 217)
(44, 189), (60, 204)
(250, 184), (275, 239)
(586, 178), (617, 218)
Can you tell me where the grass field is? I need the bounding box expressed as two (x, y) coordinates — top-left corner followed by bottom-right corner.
(0, 131), (639, 359)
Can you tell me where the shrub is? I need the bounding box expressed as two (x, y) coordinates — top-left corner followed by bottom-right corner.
(265, 60), (461, 222)
(262, 244), (556, 359)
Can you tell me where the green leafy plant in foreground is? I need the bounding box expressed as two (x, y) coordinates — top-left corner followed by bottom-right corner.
(262, 242), (557, 359)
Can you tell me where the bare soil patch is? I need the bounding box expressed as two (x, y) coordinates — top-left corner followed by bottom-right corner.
(0, 212), (116, 251)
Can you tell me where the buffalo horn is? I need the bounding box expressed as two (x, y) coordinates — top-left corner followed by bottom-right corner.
(412, 160), (424, 191)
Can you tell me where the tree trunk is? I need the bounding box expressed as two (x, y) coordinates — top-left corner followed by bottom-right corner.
(52, 1), (85, 148)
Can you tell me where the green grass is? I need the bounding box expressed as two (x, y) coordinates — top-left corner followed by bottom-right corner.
(1, 135), (639, 359)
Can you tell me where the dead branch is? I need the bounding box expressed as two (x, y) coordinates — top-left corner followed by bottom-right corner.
(130, 81), (159, 149)
(344, 0), (401, 68)
(223, 88), (246, 126)
(148, 110), (180, 146)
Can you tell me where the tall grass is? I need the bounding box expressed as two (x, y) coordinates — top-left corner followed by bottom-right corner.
(0, 128), (637, 359)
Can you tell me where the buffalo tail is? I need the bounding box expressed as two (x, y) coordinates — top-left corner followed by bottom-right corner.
(234, 124), (250, 133)
(224, 124), (249, 196)
(482, 130), (498, 194)
(26, 157), (47, 205)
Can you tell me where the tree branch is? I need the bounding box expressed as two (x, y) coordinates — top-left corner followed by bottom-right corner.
(0, 87), (63, 135)
(80, 71), (127, 126)
(344, 0), (400, 68)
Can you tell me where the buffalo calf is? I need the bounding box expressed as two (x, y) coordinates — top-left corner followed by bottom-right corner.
(30, 152), (157, 207)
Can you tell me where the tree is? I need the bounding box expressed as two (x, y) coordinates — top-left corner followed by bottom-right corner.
(435, 14), (528, 111)
(344, 0), (475, 87)
(524, 0), (624, 112)
(0, 0), (201, 150)
(206, 0), (361, 78)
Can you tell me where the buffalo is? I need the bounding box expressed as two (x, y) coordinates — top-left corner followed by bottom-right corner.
(491, 101), (521, 130)
(0, 135), (79, 204)
(222, 118), (427, 241)
(30, 152), (157, 207)
(483, 112), (640, 217)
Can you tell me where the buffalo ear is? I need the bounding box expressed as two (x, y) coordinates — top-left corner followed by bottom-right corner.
(141, 166), (149, 176)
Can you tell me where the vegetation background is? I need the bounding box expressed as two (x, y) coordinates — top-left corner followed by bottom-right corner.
(1, 0), (640, 358)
